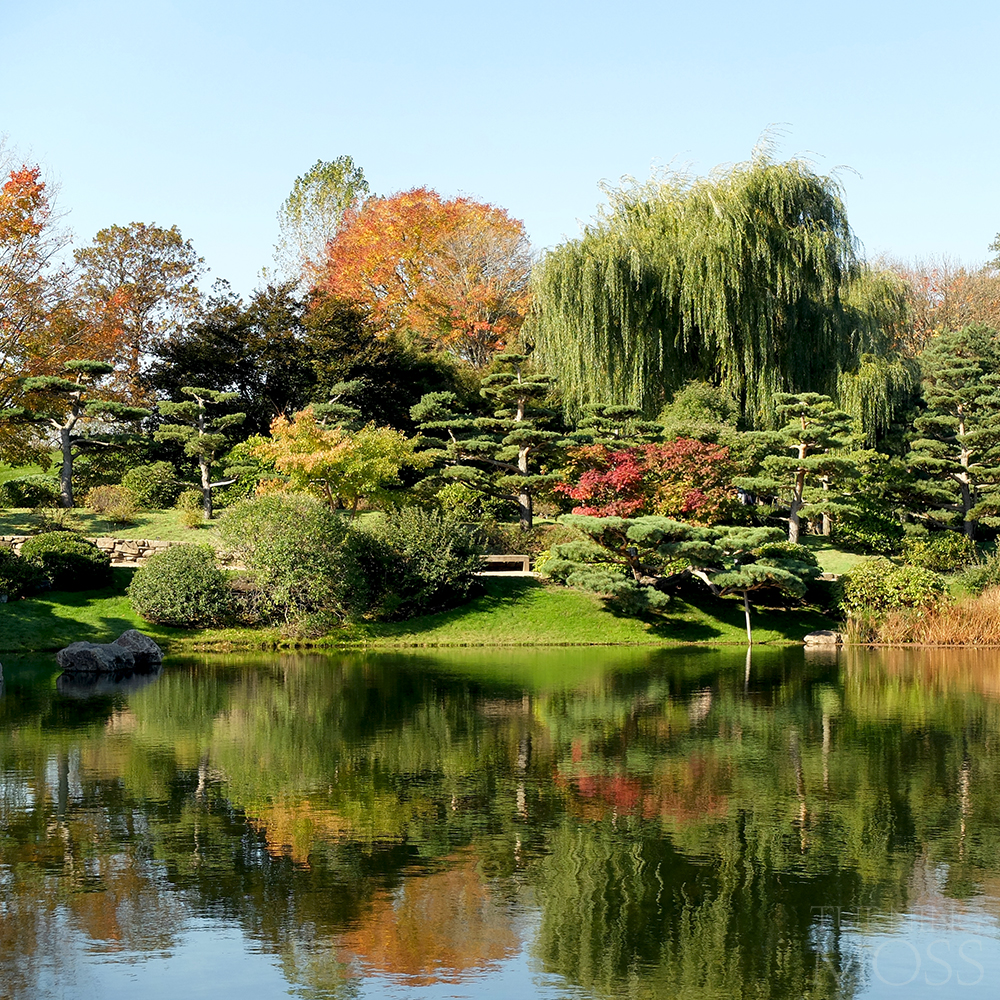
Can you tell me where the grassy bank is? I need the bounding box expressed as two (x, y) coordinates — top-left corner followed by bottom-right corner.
(0, 571), (836, 653)
(0, 569), (280, 652)
(0, 508), (219, 543)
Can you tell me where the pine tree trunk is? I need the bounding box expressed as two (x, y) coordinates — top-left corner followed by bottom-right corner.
(960, 477), (976, 538)
(788, 497), (803, 544)
(518, 444), (532, 531)
(743, 591), (753, 646)
(200, 460), (213, 519)
(59, 427), (74, 508)
(518, 491), (532, 532)
(788, 447), (807, 543)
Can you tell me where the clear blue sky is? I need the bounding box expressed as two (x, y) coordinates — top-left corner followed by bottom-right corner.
(6, 0), (998, 294)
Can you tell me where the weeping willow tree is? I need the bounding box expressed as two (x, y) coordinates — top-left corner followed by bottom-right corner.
(527, 150), (912, 432)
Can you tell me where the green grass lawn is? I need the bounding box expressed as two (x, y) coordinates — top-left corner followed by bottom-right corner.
(353, 577), (836, 647)
(0, 568), (281, 653)
(799, 536), (867, 576)
(0, 463), (46, 484)
(0, 507), (221, 543)
(0, 573), (836, 654)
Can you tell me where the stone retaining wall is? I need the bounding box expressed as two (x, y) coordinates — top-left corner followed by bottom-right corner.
(0, 535), (180, 566)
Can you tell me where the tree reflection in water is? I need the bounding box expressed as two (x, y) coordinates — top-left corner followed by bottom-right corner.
(1, 646), (1000, 998)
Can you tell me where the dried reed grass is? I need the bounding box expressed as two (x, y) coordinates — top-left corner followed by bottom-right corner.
(859, 586), (1000, 645)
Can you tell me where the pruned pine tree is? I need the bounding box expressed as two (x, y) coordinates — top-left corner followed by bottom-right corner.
(546, 516), (819, 644)
(709, 528), (821, 645)
(17, 360), (150, 507)
(566, 404), (663, 447)
(739, 393), (856, 543)
(310, 379), (364, 430)
(908, 325), (1000, 537)
(411, 353), (565, 530)
(155, 387), (245, 518)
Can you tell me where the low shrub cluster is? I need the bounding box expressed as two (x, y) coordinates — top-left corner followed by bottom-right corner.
(831, 508), (904, 556)
(128, 545), (232, 627)
(435, 481), (514, 522)
(838, 556), (948, 642)
(348, 508), (483, 620)
(853, 587), (1000, 645)
(19, 532), (113, 591)
(961, 553), (1000, 596)
(212, 497), (484, 628)
(217, 495), (348, 623)
(0, 547), (48, 599)
(84, 484), (141, 524)
(121, 461), (181, 509)
(175, 488), (204, 528)
(0, 475), (61, 508)
(838, 557), (947, 620)
(902, 532), (977, 573)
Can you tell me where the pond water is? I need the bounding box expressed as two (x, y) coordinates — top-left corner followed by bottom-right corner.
(3, 644), (1000, 999)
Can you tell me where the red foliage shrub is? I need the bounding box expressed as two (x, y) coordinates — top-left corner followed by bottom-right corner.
(556, 439), (740, 525)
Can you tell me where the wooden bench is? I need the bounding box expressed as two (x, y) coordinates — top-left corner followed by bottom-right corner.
(480, 554), (532, 573)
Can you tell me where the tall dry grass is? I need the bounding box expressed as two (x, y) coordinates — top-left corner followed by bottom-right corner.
(857, 586), (1000, 645)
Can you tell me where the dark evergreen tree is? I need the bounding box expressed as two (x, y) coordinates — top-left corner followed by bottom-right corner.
(738, 393), (857, 543)
(303, 294), (479, 432)
(15, 360), (150, 507)
(908, 324), (1000, 538)
(546, 515), (819, 643)
(411, 353), (566, 530)
(565, 404), (662, 447)
(155, 387), (245, 518)
(148, 281), (315, 437)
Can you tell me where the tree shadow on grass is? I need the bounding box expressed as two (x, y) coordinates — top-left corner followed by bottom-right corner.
(0, 567), (184, 652)
(365, 577), (838, 645)
(596, 592), (838, 643)
(366, 577), (543, 640)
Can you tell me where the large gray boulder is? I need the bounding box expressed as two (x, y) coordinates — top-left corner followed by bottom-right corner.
(56, 629), (164, 674)
(803, 630), (844, 645)
(113, 629), (163, 668)
(56, 641), (135, 673)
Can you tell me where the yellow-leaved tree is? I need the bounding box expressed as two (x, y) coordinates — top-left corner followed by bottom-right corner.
(253, 407), (429, 513)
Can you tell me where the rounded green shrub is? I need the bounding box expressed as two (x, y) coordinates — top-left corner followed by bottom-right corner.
(121, 461), (181, 509)
(831, 508), (904, 556)
(435, 481), (514, 521)
(0, 475), (61, 508)
(128, 544), (232, 627)
(218, 495), (348, 621)
(175, 488), (204, 528)
(0, 547), (48, 599)
(348, 508), (484, 620)
(20, 532), (112, 591)
(838, 557), (947, 620)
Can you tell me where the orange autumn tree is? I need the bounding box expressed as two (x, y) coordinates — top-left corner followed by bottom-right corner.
(0, 161), (74, 461)
(316, 187), (531, 368)
(72, 222), (205, 402)
(891, 257), (1000, 355)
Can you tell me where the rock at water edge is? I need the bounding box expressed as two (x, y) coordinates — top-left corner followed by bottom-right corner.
(56, 642), (135, 674)
(113, 629), (163, 668)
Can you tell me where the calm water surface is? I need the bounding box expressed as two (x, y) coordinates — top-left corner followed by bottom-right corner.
(3, 644), (1000, 999)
